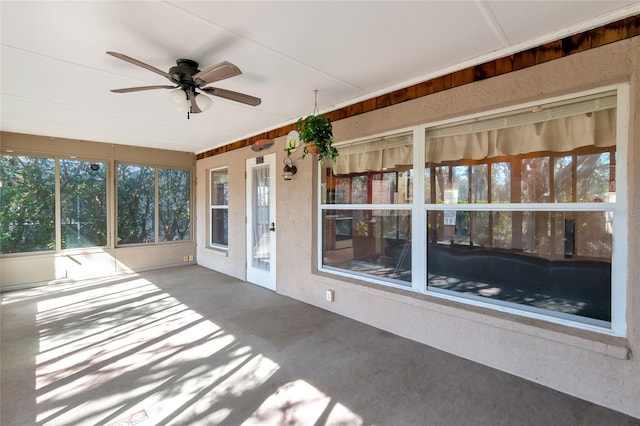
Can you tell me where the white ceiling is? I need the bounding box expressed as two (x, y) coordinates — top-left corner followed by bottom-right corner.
(1, 1), (639, 154)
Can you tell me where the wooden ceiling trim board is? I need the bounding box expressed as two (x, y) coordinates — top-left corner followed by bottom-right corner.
(196, 14), (640, 161)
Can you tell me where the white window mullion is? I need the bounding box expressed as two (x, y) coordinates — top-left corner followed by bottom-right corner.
(54, 158), (62, 252)
(154, 167), (159, 243)
(412, 126), (426, 293)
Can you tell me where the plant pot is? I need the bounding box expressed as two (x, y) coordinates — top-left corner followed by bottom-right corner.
(305, 141), (320, 155)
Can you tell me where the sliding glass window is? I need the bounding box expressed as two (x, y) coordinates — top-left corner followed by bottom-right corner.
(424, 91), (617, 325)
(318, 88), (624, 330)
(117, 164), (191, 246)
(1, 156), (107, 253)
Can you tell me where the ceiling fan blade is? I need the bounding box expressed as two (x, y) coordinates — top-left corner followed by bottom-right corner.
(200, 87), (261, 106)
(188, 90), (202, 114)
(107, 51), (177, 83)
(193, 61), (241, 85)
(111, 85), (177, 93)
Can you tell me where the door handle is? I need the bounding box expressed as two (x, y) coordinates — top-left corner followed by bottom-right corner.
(269, 222), (276, 232)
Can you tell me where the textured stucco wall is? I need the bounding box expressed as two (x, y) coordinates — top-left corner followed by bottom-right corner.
(196, 37), (640, 418)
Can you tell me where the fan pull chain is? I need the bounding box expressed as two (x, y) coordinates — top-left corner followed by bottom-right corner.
(313, 89), (319, 116)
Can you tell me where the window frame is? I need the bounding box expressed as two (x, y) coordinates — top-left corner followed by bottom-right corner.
(317, 84), (629, 336)
(209, 167), (229, 250)
(319, 129), (414, 288)
(1, 153), (110, 255)
(115, 162), (192, 247)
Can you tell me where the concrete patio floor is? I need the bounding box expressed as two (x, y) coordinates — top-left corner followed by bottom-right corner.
(1, 265), (638, 425)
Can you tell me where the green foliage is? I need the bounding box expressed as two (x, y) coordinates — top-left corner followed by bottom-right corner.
(296, 114), (339, 163)
(117, 165), (155, 244)
(60, 160), (107, 248)
(1, 155), (192, 253)
(0, 155), (56, 253)
(158, 168), (191, 241)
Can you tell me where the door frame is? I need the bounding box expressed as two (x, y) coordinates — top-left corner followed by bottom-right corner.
(246, 153), (277, 290)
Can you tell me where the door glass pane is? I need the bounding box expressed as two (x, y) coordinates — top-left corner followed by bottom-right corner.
(60, 160), (107, 248)
(252, 164), (270, 270)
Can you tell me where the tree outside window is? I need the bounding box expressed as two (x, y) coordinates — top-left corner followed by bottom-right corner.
(0, 155), (56, 253)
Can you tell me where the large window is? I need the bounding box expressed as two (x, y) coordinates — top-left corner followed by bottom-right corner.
(117, 164), (191, 245)
(60, 160), (107, 248)
(159, 168), (191, 242)
(210, 168), (228, 248)
(0, 156), (108, 253)
(0, 155), (56, 253)
(320, 89), (625, 329)
(424, 91), (617, 325)
(321, 132), (413, 285)
(117, 164), (155, 244)
(1, 155), (192, 254)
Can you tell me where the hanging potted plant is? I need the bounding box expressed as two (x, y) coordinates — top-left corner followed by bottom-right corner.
(296, 114), (338, 162)
(286, 90), (339, 163)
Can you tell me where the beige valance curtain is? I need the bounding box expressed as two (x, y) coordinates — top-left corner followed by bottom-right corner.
(425, 108), (616, 163)
(333, 92), (616, 175)
(333, 133), (412, 175)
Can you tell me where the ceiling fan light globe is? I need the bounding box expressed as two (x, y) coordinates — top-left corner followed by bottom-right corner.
(195, 93), (213, 111)
(169, 89), (190, 113)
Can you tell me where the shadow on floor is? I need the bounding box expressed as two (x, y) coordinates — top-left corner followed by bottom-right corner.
(1, 265), (637, 425)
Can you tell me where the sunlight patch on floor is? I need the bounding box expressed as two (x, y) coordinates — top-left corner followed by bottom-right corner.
(243, 379), (363, 426)
(31, 275), (281, 425)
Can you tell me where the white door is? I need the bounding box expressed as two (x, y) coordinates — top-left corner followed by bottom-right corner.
(246, 154), (276, 290)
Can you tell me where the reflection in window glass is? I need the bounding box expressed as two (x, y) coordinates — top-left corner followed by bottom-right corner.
(323, 210), (412, 284)
(434, 166), (448, 203)
(471, 165), (488, 203)
(491, 162), (511, 203)
(117, 164), (155, 244)
(577, 153), (611, 202)
(351, 176), (368, 204)
(159, 168), (190, 241)
(424, 168), (432, 204)
(521, 157), (550, 203)
(60, 160), (107, 248)
(0, 155), (55, 253)
(210, 169), (228, 248)
(453, 166), (469, 203)
(334, 178), (350, 204)
(492, 211), (512, 249)
(427, 209), (612, 322)
(554, 156), (573, 202)
(211, 210), (228, 246)
(423, 93), (617, 325)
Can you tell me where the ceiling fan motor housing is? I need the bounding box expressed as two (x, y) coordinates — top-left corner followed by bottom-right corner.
(170, 59), (200, 87)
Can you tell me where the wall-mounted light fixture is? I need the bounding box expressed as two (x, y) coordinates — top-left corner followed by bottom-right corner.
(282, 157), (297, 180)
